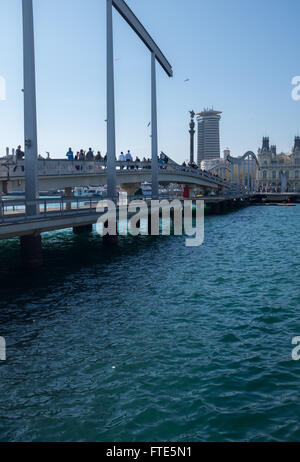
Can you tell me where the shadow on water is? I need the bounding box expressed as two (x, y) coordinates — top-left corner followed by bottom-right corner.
(0, 226), (175, 306)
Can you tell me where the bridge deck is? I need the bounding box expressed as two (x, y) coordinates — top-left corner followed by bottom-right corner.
(0, 159), (238, 192)
(0, 193), (252, 240)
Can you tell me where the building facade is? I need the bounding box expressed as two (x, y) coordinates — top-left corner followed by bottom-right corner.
(197, 109), (222, 166)
(257, 137), (300, 192)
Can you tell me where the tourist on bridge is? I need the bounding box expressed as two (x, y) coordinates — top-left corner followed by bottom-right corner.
(125, 150), (133, 161)
(79, 150), (85, 161)
(95, 151), (102, 161)
(118, 152), (125, 170)
(66, 148), (74, 160)
(118, 152), (125, 162)
(86, 148), (94, 161)
(16, 145), (24, 160)
(13, 145), (25, 172)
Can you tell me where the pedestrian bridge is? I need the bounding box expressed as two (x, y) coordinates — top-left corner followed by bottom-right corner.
(0, 159), (236, 194)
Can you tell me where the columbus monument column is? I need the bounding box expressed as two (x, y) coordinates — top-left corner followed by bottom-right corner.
(189, 110), (195, 164)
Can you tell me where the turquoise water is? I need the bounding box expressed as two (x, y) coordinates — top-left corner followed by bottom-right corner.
(0, 205), (300, 442)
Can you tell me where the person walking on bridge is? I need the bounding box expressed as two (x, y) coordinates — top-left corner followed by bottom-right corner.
(118, 152), (125, 170)
(66, 148), (74, 160)
(119, 152), (125, 162)
(86, 148), (94, 161)
(125, 150), (132, 170)
(125, 150), (133, 161)
(16, 145), (25, 160)
(13, 145), (25, 172)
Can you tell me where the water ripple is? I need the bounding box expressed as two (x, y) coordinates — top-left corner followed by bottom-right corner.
(0, 205), (300, 441)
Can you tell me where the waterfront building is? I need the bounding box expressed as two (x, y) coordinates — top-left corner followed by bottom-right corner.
(201, 158), (221, 171)
(257, 136), (300, 192)
(197, 109), (222, 166)
(201, 148), (230, 172)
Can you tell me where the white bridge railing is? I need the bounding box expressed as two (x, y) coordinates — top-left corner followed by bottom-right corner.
(0, 189), (253, 226)
(0, 159), (232, 188)
(0, 193), (184, 225)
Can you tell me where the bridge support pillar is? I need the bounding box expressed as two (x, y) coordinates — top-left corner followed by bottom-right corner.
(73, 224), (93, 234)
(211, 202), (222, 214)
(103, 234), (118, 245)
(20, 234), (43, 269)
(102, 217), (118, 245)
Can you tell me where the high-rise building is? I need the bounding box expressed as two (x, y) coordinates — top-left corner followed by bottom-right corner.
(197, 108), (222, 166)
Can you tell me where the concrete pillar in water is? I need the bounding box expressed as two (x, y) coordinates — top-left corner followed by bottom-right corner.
(103, 234), (118, 245)
(102, 218), (118, 245)
(211, 202), (222, 214)
(20, 234), (43, 268)
(73, 224), (93, 234)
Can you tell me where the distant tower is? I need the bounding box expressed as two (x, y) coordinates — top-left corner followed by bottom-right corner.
(262, 137), (270, 151)
(189, 110), (195, 164)
(270, 145), (277, 155)
(197, 108), (222, 166)
(294, 136), (300, 152)
(223, 147), (231, 159)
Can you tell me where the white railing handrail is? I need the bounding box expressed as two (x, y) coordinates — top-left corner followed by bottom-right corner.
(0, 159), (233, 187)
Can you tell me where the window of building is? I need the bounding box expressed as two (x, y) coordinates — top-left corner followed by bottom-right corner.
(272, 171), (276, 179)
(295, 170), (299, 179)
(263, 170), (267, 179)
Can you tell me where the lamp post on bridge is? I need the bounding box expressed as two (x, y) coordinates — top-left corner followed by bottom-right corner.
(189, 110), (195, 165)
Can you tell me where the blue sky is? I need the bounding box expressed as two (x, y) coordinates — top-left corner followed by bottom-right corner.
(1, 0), (300, 162)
